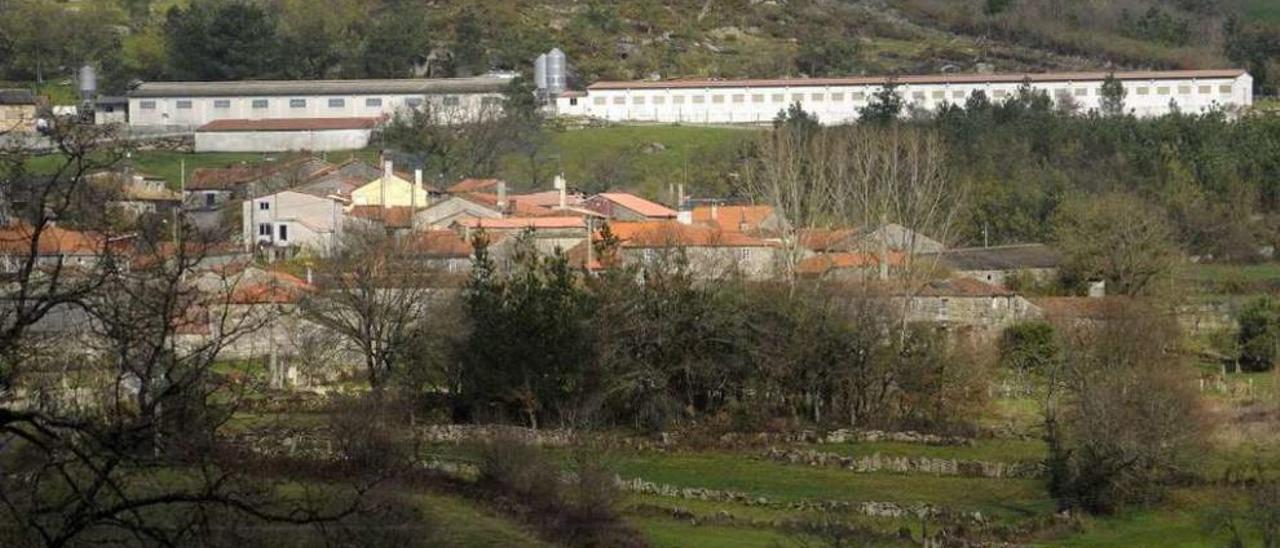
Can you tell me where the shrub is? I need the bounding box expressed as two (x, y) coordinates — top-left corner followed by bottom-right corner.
(999, 321), (1059, 382)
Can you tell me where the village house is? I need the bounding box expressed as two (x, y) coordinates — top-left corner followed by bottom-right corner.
(0, 89), (38, 133)
(894, 277), (1041, 332)
(454, 216), (589, 256)
(350, 162), (433, 207)
(186, 156), (332, 230)
(0, 223), (117, 275)
(596, 220), (779, 280)
(403, 230), (481, 274)
(90, 171), (182, 221)
(242, 184), (348, 260)
(919, 244), (1062, 288)
(582, 192), (678, 221)
(687, 204), (785, 235)
(796, 251), (907, 280)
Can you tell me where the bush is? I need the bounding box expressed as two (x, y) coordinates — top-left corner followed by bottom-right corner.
(999, 321), (1059, 389)
(1238, 296), (1280, 372)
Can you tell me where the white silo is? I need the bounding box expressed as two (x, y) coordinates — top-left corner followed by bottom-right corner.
(546, 48), (567, 96)
(534, 53), (548, 92)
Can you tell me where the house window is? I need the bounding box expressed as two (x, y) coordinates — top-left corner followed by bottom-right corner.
(204, 193), (215, 207)
(252, 99), (269, 109)
(139, 100), (156, 110)
(481, 97), (502, 106)
(939, 298), (949, 321)
(258, 201), (269, 210)
(258, 223), (270, 236)
(569, 97), (578, 106)
(443, 96), (461, 106)
(405, 97), (423, 107)
(176, 100), (192, 109)
(734, 248), (750, 262)
(633, 96), (646, 105)
(365, 97), (383, 107)
(289, 99), (307, 108)
(278, 225), (288, 241)
(328, 98), (345, 108)
(593, 97), (606, 105)
(213, 99), (231, 109)
(1219, 84), (1233, 94)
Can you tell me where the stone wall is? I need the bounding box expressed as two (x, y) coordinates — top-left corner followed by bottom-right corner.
(763, 447), (1043, 479)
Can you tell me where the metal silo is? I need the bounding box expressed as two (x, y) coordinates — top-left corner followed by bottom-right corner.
(534, 53), (548, 91)
(77, 64), (97, 103)
(546, 48), (567, 96)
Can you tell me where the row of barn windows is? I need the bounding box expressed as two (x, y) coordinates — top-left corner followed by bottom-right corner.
(590, 84), (1236, 106)
(137, 95), (503, 110)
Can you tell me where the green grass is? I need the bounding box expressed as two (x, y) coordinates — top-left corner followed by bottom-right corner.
(418, 492), (549, 547)
(1045, 489), (1241, 547)
(499, 124), (759, 198)
(1176, 262), (1280, 295)
(636, 517), (791, 548)
(610, 451), (1055, 520)
(1244, 0), (1280, 23)
(816, 438), (1046, 464)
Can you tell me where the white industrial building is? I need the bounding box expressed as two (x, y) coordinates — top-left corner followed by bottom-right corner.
(552, 69), (1253, 124)
(127, 75), (514, 130)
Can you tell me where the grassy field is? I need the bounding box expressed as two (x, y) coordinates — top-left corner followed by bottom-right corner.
(418, 492), (549, 547)
(1244, 0), (1280, 23)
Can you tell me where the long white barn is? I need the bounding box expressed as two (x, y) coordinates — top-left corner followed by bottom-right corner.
(126, 75), (514, 129)
(553, 69), (1252, 124)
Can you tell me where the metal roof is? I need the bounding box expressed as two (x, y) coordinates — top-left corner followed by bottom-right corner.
(587, 69), (1249, 91)
(129, 75), (513, 98)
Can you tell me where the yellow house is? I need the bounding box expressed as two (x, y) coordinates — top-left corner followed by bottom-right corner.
(350, 162), (430, 207)
(0, 89), (38, 133)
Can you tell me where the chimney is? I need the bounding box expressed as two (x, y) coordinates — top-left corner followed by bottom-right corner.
(414, 169), (423, 190)
(710, 203), (718, 220)
(554, 174), (567, 209)
(383, 160), (393, 181)
(497, 181), (508, 215)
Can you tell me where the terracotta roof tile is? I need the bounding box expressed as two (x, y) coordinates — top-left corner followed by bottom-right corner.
(0, 224), (106, 256)
(405, 230), (473, 258)
(348, 206), (416, 228)
(604, 221), (774, 248)
(458, 216), (588, 230)
(448, 178), (501, 193)
(691, 205), (775, 233)
(594, 193), (678, 218)
(796, 251), (906, 275)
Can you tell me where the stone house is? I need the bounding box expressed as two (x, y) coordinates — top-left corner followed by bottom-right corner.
(600, 220), (779, 280)
(893, 277), (1041, 331)
(920, 244), (1061, 288)
(0, 89), (38, 133)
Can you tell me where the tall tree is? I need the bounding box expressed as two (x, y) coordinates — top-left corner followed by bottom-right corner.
(164, 0), (280, 80)
(1099, 72), (1127, 117)
(1052, 192), (1179, 296)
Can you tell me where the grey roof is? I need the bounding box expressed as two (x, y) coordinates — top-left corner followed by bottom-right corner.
(923, 244), (1062, 271)
(128, 76), (513, 98)
(0, 89), (36, 105)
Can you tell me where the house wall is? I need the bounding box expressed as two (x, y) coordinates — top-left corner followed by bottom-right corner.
(621, 245), (776, 280)
(351, 177), (430, 207)
(953, 267), (1058, 288)
(901, 294), (1040, 330)
(242, 190), (343, 254)
(555, 73), (1253, 125)
(195, 128), (372, 152)
(128, 92), (504, 129)
(0, 104), (37, 132)
(415, 198), (501, 229)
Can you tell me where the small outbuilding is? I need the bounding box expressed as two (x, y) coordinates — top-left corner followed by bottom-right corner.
(194, 117), (381, 152)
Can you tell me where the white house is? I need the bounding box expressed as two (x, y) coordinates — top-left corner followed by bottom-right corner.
(127, 75), (514, 130)
(554, 69), (1253, 124)
(242, 187), (347, 260)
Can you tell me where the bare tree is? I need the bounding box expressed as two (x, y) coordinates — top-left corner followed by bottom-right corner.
(303, 224), (448, 391)
(0, 122), (367, 546)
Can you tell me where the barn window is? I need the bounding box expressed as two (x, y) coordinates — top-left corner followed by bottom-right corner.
(1157, 86), (1170, 95)
(830, 92), (844, 101)
(712, 95), (725, 104)
(1136, 87), (1149, 95)
(691, 95), (705, 104)
(443, 96), (461, 106)
(1219, 84), (1233, 94)
(481, 97), (502, 106)
(612, 96), (625, 105)
(633, 96), (646, 105)
(593, 97), (606, 105)
(1199, 85), (1212, 94)
(289, 99), (307, 108)
(931, 90), (945, 99)
(673, 95), (686, 104)
(365, 98), (383, 107)
(732, 94), (744, 103)
(405, 97), (423, 107)
(851, 92), (866, 101)
(328, 98), (345, 108)
(810, 93), (825, 101)
(252, 99), (269, 109)
(772, 94), (785, 103)
(1178, 85), (1191, 95)
(653, 96), (666, 105)
(139, 101), (156, 110)
(751, 94), (764, 103)
(791, 93), (803, 102)
(213, 99), (231, 109)
(175, 100), (192, 109)
(1074, 87), (1088, 96)
(952, 90), (965, 99)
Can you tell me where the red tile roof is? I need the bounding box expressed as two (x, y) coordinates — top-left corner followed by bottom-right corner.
(348, 205), (416, 228)
(405, 230), (473, 258)
(691, 205), (776, 233)
(605, 221), (774, 248)
(600, 193), (677, 218)
(458, 216), (588, 230)
(196, 117), (382, 132)
(511, 190), (585, 208)
(798, 228), (861, 252)
(588, 69), (1248, 90)
(229, 269), (312, 304)
(0, 224), (106, 256)
(448, 178), (501, 193)
(458, 192), (562, 217)
(188, 156), (330, 191)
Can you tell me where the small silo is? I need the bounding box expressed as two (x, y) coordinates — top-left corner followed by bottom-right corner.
(545, 48), (567, 96)
(77, 64), (97, 104)
(534, 53), (549, 92)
